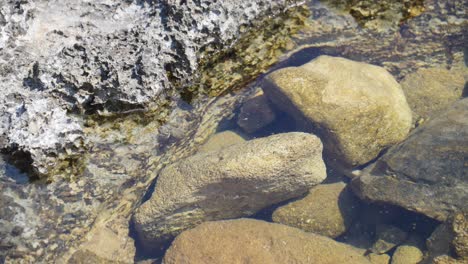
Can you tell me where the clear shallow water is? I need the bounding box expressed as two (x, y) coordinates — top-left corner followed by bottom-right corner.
(1, 0), (467, 263)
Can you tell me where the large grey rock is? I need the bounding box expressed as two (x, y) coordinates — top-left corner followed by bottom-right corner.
(163, 218), (372, 264)
(133, 132), (326, 250)
(351, 98), (468, 221)
(0, 0), (297, 177)
(262, 55), (412, 167)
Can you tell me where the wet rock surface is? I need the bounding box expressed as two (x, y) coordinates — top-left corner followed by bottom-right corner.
(163, 218), (372, 264)
(263, 55), (412, 167)
(197, 130), (246, 153)
(0, 0), (466, 262)
(351, 98), (468, 221)
(400, 66), (467, 122)
(133, 132), (326, 251)
(272, 181), (359, 238)
(236, 92), (276, 134)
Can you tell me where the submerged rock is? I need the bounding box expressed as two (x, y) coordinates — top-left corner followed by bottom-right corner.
(367, 253), (391, 264)
(163, 218), (372, 264)
(351, 98), (468, 221)
(237, 92), (276, 134)
(272, 181), (359, 238)
(370, 224), (408, 254)
(197, 130), (246, 153)
(133, 132), (326, 250)
(391, 244), (424, 264)
(400, 66), (467, 121)
(262, 55), (412, 167)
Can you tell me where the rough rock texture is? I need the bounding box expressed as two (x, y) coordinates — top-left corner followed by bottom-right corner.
(134, 132), (326, 250)
(163, 218), (372, 264)
(272, 181), (359, 238)
(400, 66), (467, 121)
(370, 224), (408, 254)
(452, 212), (468, 260)
(391, 244), (424, 264)
(351, 98), (468, 221)
(197, 130), (246, 153)
(368, 253), (391, 264)
(236, 92), (276, 134)
(1, 0), (466, 262)
(0, 0), (299, 177)
(0, 96), (86, 178)
(262, 55), (412, 167)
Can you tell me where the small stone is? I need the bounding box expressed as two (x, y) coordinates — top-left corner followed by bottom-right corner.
(198, 130), (246, 153)
(237, 93), (276, 134)
(262, 55), (412, 167)
(367, 253), (391, 264)
(391, 245), (423, 264)
(272, 182), (359, 238)
(163, 218), (372, 264)
(371, 224), (408, 254)
(134, 132), (326, 251)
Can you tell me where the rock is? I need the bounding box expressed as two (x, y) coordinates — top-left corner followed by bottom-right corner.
(272, 181), (359, 238)
(134, 132), (326, 250)
(368, 253), (391, 264)
(262, 55), (412, 167)
(163, 218), (372, 264)
(0, 0), (299, 177)
(198, 130), (246, 153)
(391, 245), (424, 264)
(370, 224), (408, 254)
(68, 225), (136, 264)
(237, 93), (276, 133)
(0, 96), (86, 178)
(452, 212), (468, 260)
(401, 66), (467, 121)
(351, 98), (468, 221)
(432, 255), (463, 264)
(68, 249), (124, 264)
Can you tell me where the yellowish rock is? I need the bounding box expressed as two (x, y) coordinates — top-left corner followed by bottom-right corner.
(164, 218), (372, 264)
(368, 253), (391, 264)
(272, 182), (359, 238)
(263, 55), (412, 167)
(401, 67), (466, 121)
(198, 130), (246, 153)
(391, 245), (423, 264)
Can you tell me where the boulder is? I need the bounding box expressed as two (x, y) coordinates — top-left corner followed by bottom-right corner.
(133, 132), (326, 250)
(401, 66), (466, 121)
(198, 130), (246, 153)
(272, 181), (359, 238)
(163, 218), (372, 264)
(351, 98), (468, 221)
(237, 93), (276, 134)
(262, 55), (412, 167)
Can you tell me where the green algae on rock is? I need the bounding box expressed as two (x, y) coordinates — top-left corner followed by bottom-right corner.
(181, 5), (310, 101)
